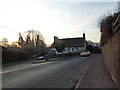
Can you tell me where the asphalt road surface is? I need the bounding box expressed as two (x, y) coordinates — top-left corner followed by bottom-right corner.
(2, 54), (99, 88)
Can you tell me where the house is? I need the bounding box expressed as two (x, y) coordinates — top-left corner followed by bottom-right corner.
(51, 33), (86, 54)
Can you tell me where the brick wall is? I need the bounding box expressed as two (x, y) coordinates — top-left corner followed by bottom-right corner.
(102, 31), (120, 88)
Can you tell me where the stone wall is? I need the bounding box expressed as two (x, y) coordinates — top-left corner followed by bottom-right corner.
(102, 31), (120, 88)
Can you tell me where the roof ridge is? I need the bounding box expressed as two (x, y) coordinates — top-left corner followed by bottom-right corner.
(60, 37), (83, 40)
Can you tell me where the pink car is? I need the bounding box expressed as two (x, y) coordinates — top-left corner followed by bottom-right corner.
(80, 51), (90, 56)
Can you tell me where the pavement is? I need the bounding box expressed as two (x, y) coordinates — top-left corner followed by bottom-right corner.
(75, 55), (116, 88)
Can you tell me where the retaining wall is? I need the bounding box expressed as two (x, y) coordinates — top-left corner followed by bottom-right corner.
(102, 31), (120, 88)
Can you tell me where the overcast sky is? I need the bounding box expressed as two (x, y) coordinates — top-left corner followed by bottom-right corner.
(0, 0), (118, 46)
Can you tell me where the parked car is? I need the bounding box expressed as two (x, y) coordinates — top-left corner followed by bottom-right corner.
(56, 52), (62, 55)
(37, 56), (45, 60)
(86, 51), (91, 56)
(80, 51), (91, 57)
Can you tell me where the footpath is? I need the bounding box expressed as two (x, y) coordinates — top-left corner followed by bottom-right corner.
(76, 55), (116, 88)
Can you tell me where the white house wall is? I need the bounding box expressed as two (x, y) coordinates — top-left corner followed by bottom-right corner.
(63, 47), (79, 54)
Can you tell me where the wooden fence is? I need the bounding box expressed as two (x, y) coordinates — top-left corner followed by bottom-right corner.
(112, 13), (120, 34)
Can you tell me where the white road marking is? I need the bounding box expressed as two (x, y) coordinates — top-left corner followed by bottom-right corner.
(2, 61), (59, 74)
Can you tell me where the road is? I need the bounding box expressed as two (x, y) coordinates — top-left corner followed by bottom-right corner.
(2, 54), (99, 88)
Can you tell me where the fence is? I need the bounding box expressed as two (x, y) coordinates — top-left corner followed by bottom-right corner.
(112, 13), (120, 34)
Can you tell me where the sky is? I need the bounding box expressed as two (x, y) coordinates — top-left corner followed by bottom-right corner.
(0, 0), (118, 46)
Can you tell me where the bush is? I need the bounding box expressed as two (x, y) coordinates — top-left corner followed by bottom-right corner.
(2, 45), (37, 64)
(2, 49), (29, 63)
(100, 12), (120, 46)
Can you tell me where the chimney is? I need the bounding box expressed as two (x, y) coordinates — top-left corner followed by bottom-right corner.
(83, 33), (85, 40)
(54, 36), (58, 43)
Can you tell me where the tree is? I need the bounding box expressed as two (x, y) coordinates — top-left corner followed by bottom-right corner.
(18, 33), (24, 46)
(17, 30), (46, 58)
(86, 45), (94, 52)
(55, 43), (65, 52)
(2, 37), (8, 46)
(18, 30), (46, 48)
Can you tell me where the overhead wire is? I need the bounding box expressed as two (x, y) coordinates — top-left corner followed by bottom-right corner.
(0, 25), (19, 34)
